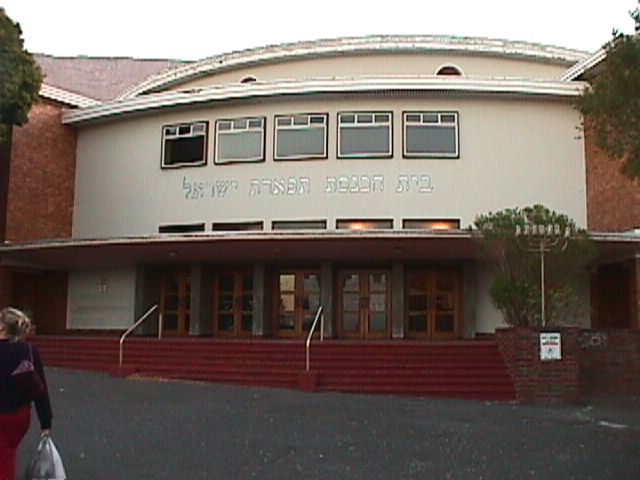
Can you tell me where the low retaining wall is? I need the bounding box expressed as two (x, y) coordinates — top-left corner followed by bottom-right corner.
(580, 330), (640, 397)
(496, 327), (580, 403)
(496, 327), (640, 403)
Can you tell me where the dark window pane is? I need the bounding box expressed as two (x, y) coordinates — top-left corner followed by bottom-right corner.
(342, 293), (359, 311)
(242, 294), (253, 312)
(164, 136), (205, 165)
(241, 314), (253, 331)
(218, 294), (234, 312)
(435, 315), (454, 332)
(342, 312), (359, 332)
(303, 274), (320, 292)
(409, 314), (429, 332)
(408, 294), (428, 311)
(164, 314), (178, 330)
(218, 314), (234, 331)
(279, 313), (295, 330)
(369, 293), (387, 312)
(369, 312), (387, 332)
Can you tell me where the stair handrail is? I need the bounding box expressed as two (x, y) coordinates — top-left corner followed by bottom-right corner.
(119, 304), (159, 367)
(305, 305), (324, 372)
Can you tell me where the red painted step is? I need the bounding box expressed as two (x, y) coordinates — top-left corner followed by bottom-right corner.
(30, 336), (516, 401)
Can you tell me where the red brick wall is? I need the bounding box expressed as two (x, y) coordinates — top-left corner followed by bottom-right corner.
(580, 330), (640, 396)
(497, 327), (640, 402)
(6, 99), (76, 241)
(496, 327), (581, 403)
(585, 124), (640, 232)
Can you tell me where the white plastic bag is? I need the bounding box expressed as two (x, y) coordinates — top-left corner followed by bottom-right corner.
(23, 435), (66, 480)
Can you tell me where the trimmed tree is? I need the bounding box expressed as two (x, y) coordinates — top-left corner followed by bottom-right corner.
(473, 205), (597, 328)
(576, 2), (640, 178)
(0, 8), (43, 145)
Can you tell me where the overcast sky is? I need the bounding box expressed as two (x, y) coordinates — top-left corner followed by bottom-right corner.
(2, 0), (638, 60)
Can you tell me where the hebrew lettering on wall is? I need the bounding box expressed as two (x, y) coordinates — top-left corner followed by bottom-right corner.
(181, 174), (433, 200)
(182, 177), (239, 200)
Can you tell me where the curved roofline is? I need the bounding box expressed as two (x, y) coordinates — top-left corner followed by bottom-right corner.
(119, 35), (590, 99)
(64, 75), (587, 125)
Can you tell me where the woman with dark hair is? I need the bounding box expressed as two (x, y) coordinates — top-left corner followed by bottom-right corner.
(0, 307), (53, 480)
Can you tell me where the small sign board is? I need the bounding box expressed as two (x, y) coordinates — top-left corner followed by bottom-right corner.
(540, 332), (562, 361)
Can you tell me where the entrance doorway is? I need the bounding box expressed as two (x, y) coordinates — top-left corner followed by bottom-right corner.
(405, 269), (461, 340)
(160, 270), (191, 336)
(275, 270), (321, 338)
(213, 270), (254, 337)
(337, 270), (390, 339)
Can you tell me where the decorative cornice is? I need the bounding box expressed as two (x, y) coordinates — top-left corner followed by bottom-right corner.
(63, 76), (587, 125)
(39, 84), (101, 108)
(119, 35), (590, 99)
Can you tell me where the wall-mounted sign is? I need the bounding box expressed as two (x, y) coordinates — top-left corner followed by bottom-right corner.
(540, 332), (562, 361)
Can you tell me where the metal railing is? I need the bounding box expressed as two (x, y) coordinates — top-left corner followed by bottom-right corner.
(119, 304), (160, 367)
(305, 305), (324, 372)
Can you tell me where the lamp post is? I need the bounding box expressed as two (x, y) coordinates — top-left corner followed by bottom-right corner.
(515, 223), (571, 326)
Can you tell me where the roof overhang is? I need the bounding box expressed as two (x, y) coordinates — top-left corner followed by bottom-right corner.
(62, 76), (587, 126)
(0, 231), (477, 270)
(0, 231), (638, 272)
(559, 48), (607, 81)
(39, 84), (101, 108)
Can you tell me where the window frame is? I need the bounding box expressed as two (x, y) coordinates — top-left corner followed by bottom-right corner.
(337, 111), (393, 159)
(214, 116), (266, 165)
(159, 223), (206, 234)
(271, 220), (327, 230)
(336, 219), (394, 230)
(161, 121), (208, 169)
(273, 113), (329, 161)
(403, 111), (460, 159)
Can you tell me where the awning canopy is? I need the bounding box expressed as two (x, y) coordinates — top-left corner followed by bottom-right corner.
(0, 231), (637, 271)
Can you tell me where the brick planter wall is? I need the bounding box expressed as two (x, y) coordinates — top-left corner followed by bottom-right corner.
(496, 327), (581, 403)
(580, 330), (640, 397)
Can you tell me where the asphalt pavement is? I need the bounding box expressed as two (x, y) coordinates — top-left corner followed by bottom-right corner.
(15, 368), (640, 479)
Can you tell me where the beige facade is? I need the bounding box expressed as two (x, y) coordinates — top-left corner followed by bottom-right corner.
(4, 35), (635, 337)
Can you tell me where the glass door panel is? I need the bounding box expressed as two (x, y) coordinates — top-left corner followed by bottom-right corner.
(160, 270), (191, 336)
(340, 273), (361, 338)
(367, 272), (389, 338)
(338, 270), (390, 339)
(432, 272), (457, 339)
(278, 274), (296, 332)
(213, 270), (254, 338)
(405, 269), (460, 340)
(276, 271), (321, 338)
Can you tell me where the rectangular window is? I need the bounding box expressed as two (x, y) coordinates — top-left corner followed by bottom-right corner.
(338, 112), (392, 158)
(211, 221), (264, 231)
(404, 112), (459, 158)
(272, 220), (327, 230)
(274, 114), (328, 160)
(336, 219), (394, 230)
(215, 117), (265, 164)
(159, 223), (206, 234)
(402, 219), (460, 230)
(162, 122), (208, 168)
